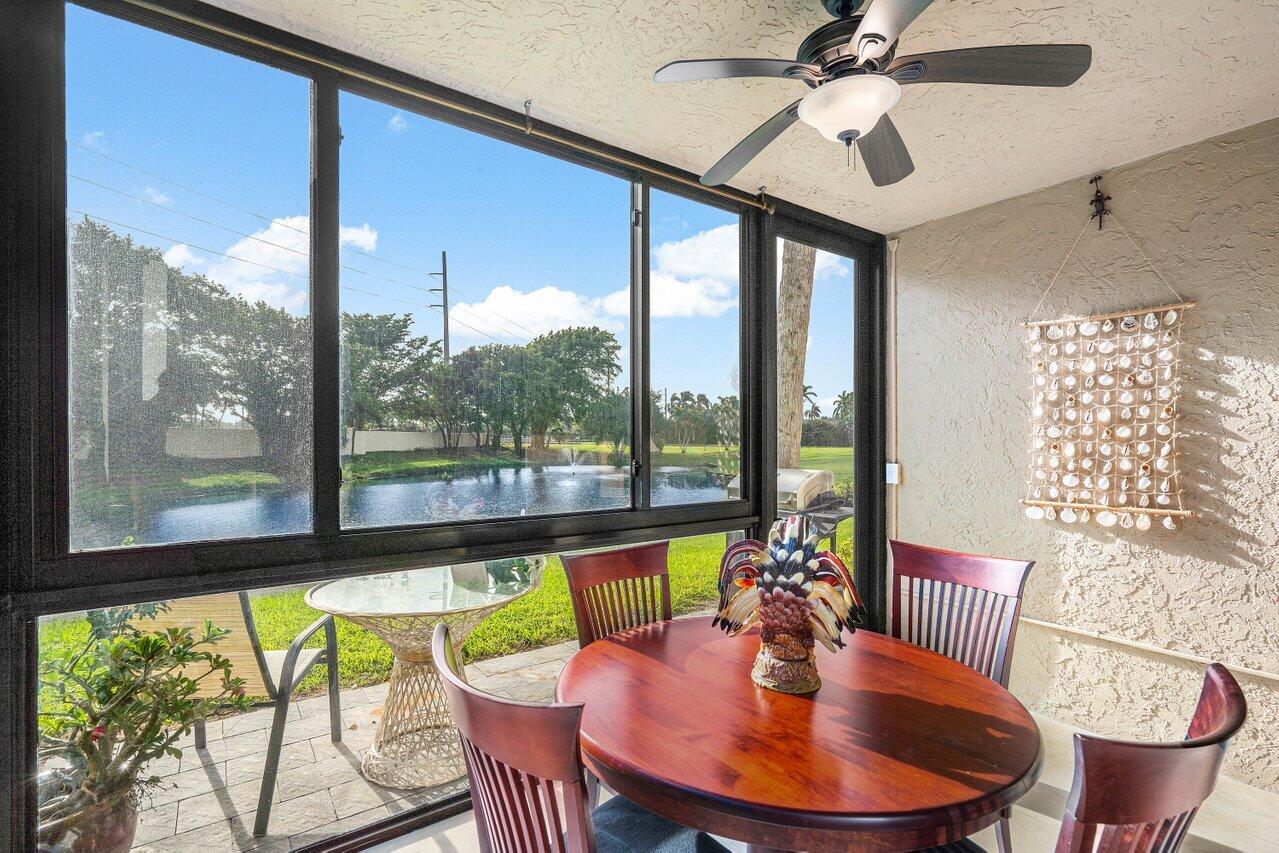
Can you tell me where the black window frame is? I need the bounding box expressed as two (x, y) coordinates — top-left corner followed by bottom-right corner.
(0, 0), (887, 849)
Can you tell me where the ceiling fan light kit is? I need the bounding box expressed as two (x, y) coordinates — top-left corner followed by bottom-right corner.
(653, 0), (1092, 189)
(798, 74), (901, 144)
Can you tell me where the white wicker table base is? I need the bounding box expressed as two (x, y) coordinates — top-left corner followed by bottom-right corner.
(341, 606), (506, 790)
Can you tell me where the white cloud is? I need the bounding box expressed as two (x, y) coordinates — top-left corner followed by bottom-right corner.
(451, 285), (622, 342)
(776, 246), (853, 286)
(448, 222), (742, 343)
(81, 130), (106, 148)
(199, 215), (377, 313)
(163, 244), (201, 270)
(143, 186), (172, 205)
(387, 112), (408, 132)
(339, 223), (378, 252)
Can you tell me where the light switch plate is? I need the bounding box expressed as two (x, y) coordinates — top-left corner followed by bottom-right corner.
(885, 462), (903, 485)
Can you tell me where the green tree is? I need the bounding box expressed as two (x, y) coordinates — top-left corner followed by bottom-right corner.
(582, 389), (630, 465)
(833, 390), (855, 440)
(525, 327), (621, 451)
(340, 313), (414, 455)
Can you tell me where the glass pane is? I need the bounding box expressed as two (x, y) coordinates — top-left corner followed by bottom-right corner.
(65, 6), (312, 550)
(648, 190), (742, 506)
(337, 92), (632, 528)
(776, 237), (855, 565)
(34, 534), (727, 849)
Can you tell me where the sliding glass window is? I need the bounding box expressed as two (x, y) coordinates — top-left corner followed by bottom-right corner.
(337, 90), (633, 528)
(65, 5), (313, 550)
(647, 189), (743, 506)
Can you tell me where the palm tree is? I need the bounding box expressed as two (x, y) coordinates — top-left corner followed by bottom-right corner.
(832, 391), (854, 423)
(802, 384), (821, 418)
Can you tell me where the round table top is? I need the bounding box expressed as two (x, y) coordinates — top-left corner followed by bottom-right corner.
(557, 617), (1042, 851)
(306, 558), (540, 618)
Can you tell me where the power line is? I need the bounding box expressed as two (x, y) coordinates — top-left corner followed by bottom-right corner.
(70, 140), (544, 338)
(70, 176), (533, 343)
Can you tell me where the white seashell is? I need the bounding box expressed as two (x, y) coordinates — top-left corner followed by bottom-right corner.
(1157, 494), (1171, 506)
(1141, 334), (1156, 349)
(1101, 319), (1115, 332)
(1060, 507), (1077, 523)
(1048, 486), (1061, 499)
(1137, 476), (1153, 490)
(1097, 340), (1116, 355)
(1063, 375), (1078, 389)
(1025, 506), (1046, 520)
(1047, 425), (1063, 438)
(1081, 391), (1094, 404)
(1136, 512), (1152, 531)
(1049, 344), (1059, 357)
(1080, 509), (1092, 523)
(1163, 515), (1177, 530)
(1136, 370), (1154, 386)
(1049, 361), (1060, 375)
(1034, 468), (1047, 480)
(1164, 310), (1178, 325)
(1155, 457), (1171, 471)
(1102, 460), (1114, 474)
(1096, 407), (1112, 423)
(1159, 442), (1172, 456)
(1099, 443), (1113, 458)
(1030, 325), (1042, 341)
(1116, 425), (1133, 439)
(1162, 367), (1174, 382)
(1158, 348), (1173, 363)
(1099, 374), (1115, 388)
(1064, 442), (1077, 457)
(1066, 323), (1077, 337)
(1141, 353), (1154, 368)
(1144, 313), (1159, 330)
(1081, 358), (1098, 374)
(1044, 506), (1057, 520)
(1097, 475), (1111, 490)
(1136, 442), (1151, 455)
(1120, 316), (1138, 332)
(1062, 473), (1080, 487)
(1081, 458), (1094, 471)
(1064, 341), (1078, 355)
(1138, 405), (1151, 418)
(1080, 321), (1099, 336)
(1097, 510), (1119, 527)
(1120, 512), (1135, 529)
(1118, 355), (1133, 370)
(1035, 375), (1046, 388)
(1158, 387), (1173, 401)
(1139, 494), (1151, 507)
(1047, 325), (1064, 340)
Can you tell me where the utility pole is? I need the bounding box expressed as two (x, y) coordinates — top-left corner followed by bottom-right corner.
(429, 250), (449, 362)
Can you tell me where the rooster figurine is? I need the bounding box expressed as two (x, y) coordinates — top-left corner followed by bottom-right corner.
(714, 515), (865, 693)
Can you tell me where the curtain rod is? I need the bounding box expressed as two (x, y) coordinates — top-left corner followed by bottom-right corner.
(118, 0), (774, 213)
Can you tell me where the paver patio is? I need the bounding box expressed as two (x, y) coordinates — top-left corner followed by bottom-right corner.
(131, 641), (579, 852)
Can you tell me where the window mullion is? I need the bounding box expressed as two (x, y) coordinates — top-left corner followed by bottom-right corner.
(312, 76), (341, 537)
(629, 179), (651, 510)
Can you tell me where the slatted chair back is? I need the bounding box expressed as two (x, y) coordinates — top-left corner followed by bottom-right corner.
(561, 541), (672, 648)
(433, 623), (595, 853)
(1055, 664), (1247, 852)
(888, 540), (1034, 687)
(136, 592), (272, 699)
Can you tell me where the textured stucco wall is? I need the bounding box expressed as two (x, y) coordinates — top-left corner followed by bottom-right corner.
(894, 118), (1279, 791)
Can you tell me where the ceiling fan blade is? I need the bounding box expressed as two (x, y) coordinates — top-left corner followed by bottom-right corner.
(885, 44), (1092, 86)
(855, 114), (914, 187)
(701, 100), (803, 186)
(851, 0), (935, 64)
(654, 58), (820, 84)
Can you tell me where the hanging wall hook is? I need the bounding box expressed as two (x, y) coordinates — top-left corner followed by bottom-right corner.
(1089, 175), (1112, 230)
(523, 99), (533, 134)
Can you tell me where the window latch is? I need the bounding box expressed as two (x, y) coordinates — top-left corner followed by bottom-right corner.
(630, 459), (642, 478)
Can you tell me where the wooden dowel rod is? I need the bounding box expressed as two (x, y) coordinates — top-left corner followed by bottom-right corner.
(1020, 499), (1192, 517)
(1025, 300), (1196, 329)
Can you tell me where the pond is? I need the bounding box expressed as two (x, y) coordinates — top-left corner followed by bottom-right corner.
(71, 464), (729, 550)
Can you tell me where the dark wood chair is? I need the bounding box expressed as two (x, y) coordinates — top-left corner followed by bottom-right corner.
(431, 623), (728, 853)
(932, 663), (1248, 853)
(889, 539), (1034, 688)
(889, 539), (1034, 853)
(561, 542), (672, 648)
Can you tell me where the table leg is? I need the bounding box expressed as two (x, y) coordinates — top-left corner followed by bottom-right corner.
(360, 652), (467, 789)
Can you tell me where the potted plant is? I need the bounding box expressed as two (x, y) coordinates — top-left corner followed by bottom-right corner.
(37, 602), (248, 852)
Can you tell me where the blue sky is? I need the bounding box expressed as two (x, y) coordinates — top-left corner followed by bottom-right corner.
(66, 4), (855, 407)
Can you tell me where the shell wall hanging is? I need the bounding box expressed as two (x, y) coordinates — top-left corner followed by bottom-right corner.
(1021, 302), (1193, 530)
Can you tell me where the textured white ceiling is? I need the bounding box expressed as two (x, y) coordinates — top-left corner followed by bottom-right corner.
(209, 0), (1279, 234)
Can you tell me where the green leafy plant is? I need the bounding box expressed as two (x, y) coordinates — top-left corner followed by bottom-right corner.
(37, 602), (248, 846)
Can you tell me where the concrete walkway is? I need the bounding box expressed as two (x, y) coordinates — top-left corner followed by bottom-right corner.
(131, 641), (578, 852)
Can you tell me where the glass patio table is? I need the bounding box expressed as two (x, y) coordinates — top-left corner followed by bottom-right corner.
(306, 557), (544, 789)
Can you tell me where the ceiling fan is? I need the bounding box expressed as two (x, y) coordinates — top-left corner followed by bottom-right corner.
(654, 0), (1092, 188)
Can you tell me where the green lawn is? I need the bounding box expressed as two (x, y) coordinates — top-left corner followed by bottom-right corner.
(341, 449), (525, 481)
(37, 533), (730, 701)
(560, 442), (853, 478)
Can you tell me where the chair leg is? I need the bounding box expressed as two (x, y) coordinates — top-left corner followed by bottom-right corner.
(193, 718), (206, 749)
(325, 618), (343, 743)
(997, 806), (1013, 853)
(252, 690), (293, 837)
(585, 769), (600, 810)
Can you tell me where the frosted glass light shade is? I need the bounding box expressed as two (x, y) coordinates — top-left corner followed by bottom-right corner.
(798, 75), (902, 143)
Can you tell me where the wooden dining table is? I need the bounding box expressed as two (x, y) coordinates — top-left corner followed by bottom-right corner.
(556, 617), (1042, 852)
